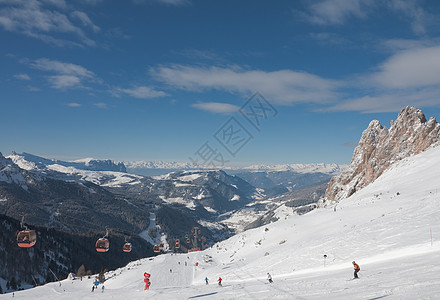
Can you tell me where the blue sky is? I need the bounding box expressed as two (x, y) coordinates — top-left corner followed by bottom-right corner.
(1, 0), (440, 166)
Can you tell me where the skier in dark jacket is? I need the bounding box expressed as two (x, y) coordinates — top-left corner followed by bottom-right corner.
(352, 261), (360, 279)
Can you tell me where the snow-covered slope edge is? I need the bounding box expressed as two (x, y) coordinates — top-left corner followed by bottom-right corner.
(8, 145), (440, 299)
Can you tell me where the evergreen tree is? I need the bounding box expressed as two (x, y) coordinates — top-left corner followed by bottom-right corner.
(10, 277), (17, 290)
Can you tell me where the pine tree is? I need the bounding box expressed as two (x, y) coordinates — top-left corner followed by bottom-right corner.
(10, 277), (17, 290)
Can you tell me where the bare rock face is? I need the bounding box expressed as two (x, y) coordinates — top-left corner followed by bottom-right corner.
(324, 106), (440, 203)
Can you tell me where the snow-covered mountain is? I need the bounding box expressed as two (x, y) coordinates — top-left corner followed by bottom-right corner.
(9, 152), (127, 172)
(325, 106), (440, 203)
(240, 163), (346, 174)
(126, 161), (344, 173)
(7, 143), (440, 299)
(7, 152), (141, 187)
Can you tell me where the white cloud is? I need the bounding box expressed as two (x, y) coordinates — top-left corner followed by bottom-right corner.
(42, 0), (67, 9)
(0, 0), (97, 47)
(71, 11), (100, 33)
(192, 102), (240, 114)
(371, 45), (440, 89)
(150, 64), (340, 105)
(327, 45), (440, 113)
(304, 0), (372, 25)
(48, 75), (81, 89)
(31, 58), (95, 78)
(94, 102), (107, 108)
(29, 58), (96, 89)
(303, 0), (430, 35)
(117, 86), (168, 99)
(14, 73), (31, 80)
(328, 86), (440, 113)
(388, 0), (427, 35)
(66, 102), (81, 107)
(380, 38), (439, 52)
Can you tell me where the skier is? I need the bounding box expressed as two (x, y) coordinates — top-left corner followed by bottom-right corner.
(205, 277), (209, 285)
(267, 273), (273, 283)
(144, 272), (151, 290)
(101, 285), (105, 293)
(217, 277), (222, 286)
(352, 261), (360, 279)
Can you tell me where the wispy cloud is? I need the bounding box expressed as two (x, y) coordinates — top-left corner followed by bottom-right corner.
(0, 0), (98, 47)
(116, 86), (168, 99)
(42, 0), (67, 9)
(150, 64), (340, 105)
(387, 0), (428, 35)
(71, 11), (100, 33)
(328, 45), (440, 113)
(94, 102), (107, 109)
(379, 38), (440, 52)
(29, 58), (97, 89)
(48, 75), (81, 89)
(303, 0), (372, 25)
(66, 102), (81, 107)
(302, 0), (431, 35)
(14, 73), (31, 80)
(192, 102), (240, 114)
(370, 45), (440, 89)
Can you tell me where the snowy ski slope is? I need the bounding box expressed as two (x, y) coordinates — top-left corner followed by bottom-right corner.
(3, 146), (440, 299)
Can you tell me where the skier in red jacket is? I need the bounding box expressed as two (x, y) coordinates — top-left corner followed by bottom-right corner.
(217, 277), (222, 286)
(144, 272), (151, 290)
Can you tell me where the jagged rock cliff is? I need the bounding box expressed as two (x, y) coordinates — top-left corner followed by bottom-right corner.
(324, 106), (440, 203)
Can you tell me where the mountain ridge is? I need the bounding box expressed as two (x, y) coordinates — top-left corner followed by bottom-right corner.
(324, 106), (440, 203)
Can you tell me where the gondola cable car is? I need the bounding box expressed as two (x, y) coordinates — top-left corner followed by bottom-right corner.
(96, 228), (110, 253)
(17, 215), (37, 248)
(175, 239), (180, 249)
(153, 245), (160, 253)
(123, 237), (132, 253)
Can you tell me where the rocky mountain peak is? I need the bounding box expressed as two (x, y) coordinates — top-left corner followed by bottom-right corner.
(324, 106), (440, 203)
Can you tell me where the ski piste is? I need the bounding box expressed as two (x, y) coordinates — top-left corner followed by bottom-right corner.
(4, 146), (440, 299)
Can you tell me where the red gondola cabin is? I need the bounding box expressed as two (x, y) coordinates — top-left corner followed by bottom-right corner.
(95, 238), (109, 252)
(153, 245), (160, 253)
(123, 242), (132, 253)
(17, 230), (37, 248)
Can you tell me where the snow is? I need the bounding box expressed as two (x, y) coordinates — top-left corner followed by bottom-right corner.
(46, 164), (142, 187)
(177, 173), (202, 182)
(230, 194), (240, 201)
(138, 212), (168, 248)
(159, 196), (197, 210)
(5, 146), (440, 299)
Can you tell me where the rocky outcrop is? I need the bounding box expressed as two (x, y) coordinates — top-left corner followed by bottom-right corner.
(324, 106), (440, 203)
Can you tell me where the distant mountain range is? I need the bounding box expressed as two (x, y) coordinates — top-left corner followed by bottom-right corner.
(125, 160), (346, 176)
